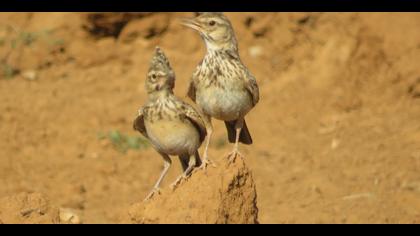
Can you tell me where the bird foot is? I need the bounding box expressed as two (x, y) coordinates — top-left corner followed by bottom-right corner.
(227, 150), (243, 164)
(170, 175), (188, 191)
(199, 157), (217, 171)
(143, 188), (161, 202)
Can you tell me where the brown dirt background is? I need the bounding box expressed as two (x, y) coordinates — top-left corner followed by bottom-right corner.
(0, 12), (420, 224)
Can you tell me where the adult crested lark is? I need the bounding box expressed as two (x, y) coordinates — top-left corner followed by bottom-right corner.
(133, 47), (207, 201)
(181, 13), (260, 166)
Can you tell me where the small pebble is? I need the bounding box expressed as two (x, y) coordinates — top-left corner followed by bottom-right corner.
(59, 208), (81, 224)
(249, 45), (264, 58)
(331, 139), (340, 150)
(22, 70), (37, 81)
(342, 193), (374, 200)
(90, 152), (99, 159)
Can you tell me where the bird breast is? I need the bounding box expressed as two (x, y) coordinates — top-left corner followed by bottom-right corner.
(145, 119), (201, 156)
(196, 84), (253, 121)
(194, 51), (253, 121)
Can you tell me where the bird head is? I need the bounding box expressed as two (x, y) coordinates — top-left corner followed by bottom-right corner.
(181, 12), (238, 52)
(146, 47), (175, 94)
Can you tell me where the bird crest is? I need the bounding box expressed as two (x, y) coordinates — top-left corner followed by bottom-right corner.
(149, 46), (174, 76)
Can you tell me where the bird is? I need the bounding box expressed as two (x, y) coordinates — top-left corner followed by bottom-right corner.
(180, 12), (260, 167)
(133, 47), (207, 201)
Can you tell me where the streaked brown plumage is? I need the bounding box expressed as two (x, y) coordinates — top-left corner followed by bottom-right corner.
(181, 12), (260, 165)
(133, 47), (206, 200)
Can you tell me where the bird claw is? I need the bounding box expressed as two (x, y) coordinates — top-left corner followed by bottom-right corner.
(170, 175), (187, 190)
(144, 188), (161, 202)
(199, 157), (216, 171)
(227, 150), (243, 163)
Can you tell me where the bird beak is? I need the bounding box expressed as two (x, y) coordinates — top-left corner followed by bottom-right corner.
(179, 18), (202, 32)
(155, 83), (162, 91)
(155, 76), (167, 91)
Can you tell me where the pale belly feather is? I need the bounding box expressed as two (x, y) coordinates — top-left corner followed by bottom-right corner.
(145, 120), (200, 156)
(197, 86), (253, 121)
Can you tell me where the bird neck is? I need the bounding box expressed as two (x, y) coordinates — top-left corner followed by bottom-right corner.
(204, 47), (240, 64)
(148, 89), (173, 102)
(205, 41), (238, 54)
(206, 43), (237, 53)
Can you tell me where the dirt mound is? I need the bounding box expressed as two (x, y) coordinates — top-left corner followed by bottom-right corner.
(126, 156), (259, 224)
(0, 193), (60, 224)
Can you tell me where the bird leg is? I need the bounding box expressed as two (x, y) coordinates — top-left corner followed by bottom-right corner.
(170, 153), (197, 190)
(200, 117), (216, 170)
(228, 118), (244, 163)
(144, 153), (172, 201)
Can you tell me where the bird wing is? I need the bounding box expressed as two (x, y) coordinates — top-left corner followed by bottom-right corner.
(226, 49), (260, 106)
(188, 58), (205, 102)
(244, 72), (260, 106)
(187, 80), (196, 102)
(179, 101), (207, 143)
(133, 107), (148, 138)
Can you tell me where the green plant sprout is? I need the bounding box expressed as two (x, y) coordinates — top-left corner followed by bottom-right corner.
(97, 130), (150, 154)
(1, 25), (65, 80)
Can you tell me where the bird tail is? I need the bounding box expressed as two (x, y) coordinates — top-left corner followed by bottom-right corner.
(194, 150), (202, 167)
(224, 119), (253, 145)
(179, 151), (202, 172)
(178, 155), (189, 172)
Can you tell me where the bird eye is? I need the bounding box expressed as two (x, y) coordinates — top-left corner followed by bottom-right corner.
(151, 74), (157, 80)
(209, 20), (216, 26)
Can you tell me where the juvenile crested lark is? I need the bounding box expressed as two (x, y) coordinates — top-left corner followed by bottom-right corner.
(181, 13), (260, 166)
(133, 47), (207, 201)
